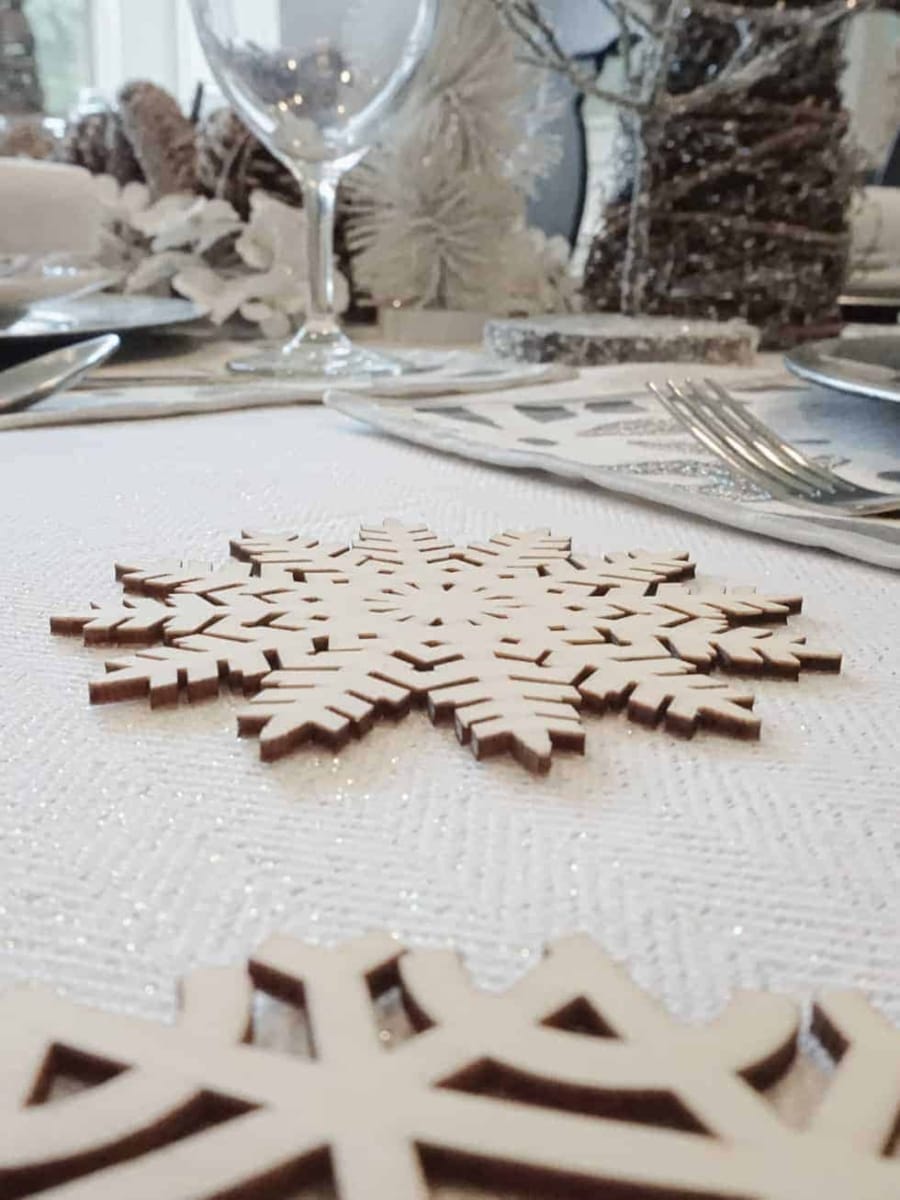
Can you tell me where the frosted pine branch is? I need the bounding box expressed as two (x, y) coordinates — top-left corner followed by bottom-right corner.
(492, 0), (877, 115)
(343, 0), (570, 314)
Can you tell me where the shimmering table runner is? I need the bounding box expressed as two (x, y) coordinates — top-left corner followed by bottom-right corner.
(1, 392), (895, 1033)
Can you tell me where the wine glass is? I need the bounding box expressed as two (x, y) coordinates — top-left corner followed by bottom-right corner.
(190, 0), (436, 378)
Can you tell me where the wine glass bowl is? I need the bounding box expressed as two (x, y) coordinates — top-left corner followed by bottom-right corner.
(191, 0), (435, 377)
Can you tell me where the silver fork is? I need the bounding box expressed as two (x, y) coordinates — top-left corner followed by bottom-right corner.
(647, 378), (900, 517)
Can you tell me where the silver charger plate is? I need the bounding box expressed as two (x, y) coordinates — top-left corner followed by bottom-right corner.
(0, 294), (204, 343)
(785, 335), (900, 404)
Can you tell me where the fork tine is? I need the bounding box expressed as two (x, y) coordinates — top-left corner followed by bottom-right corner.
(654, 381), (750, 472)
(700, 378), (846, 495)
(688, 379), (837, 496)
(651, 381), (790, 498)
(674, 380), (825, 500)
(649, 380), (900, 517)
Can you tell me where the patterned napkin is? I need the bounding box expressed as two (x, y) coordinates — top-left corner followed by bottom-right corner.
(327, 363), (900, 570)
(0, 349), (574, 432)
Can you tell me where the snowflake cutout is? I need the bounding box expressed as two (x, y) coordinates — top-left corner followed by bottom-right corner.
(51, 520), (842, 772)
(3, 934), (898, 1197)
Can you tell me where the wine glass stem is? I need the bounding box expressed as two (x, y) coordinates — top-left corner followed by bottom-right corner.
(302, 172), (340, 339)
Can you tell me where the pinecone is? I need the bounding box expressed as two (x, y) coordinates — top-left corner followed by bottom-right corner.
(196, 107), (301, 217)
(57, 110), (144, 186)
(0, 117), (55, 160)
(118, 81), (198, 198)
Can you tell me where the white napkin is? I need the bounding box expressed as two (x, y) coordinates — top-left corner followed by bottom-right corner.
(0, 161), (103, 256)
(850, 186), (900, 273)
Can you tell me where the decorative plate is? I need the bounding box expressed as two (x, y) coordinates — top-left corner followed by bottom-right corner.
(0, 294), (204, 345)
(0, 265), (117, 323)
(785, 335), (900, 404)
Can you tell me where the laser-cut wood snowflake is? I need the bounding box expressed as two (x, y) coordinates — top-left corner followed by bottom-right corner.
(2, 933), (898, 1198)
(51, 520), (842, 772)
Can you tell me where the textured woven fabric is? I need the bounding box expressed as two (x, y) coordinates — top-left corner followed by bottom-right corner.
(1, 398), (897, 1031)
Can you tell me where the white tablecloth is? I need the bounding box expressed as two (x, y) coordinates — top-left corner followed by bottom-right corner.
(1, 399), (897, 1030)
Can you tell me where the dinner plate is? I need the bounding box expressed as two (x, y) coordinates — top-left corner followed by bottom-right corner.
(0, 294), (204, 345)
(0, 265), (118, 320)
(784, 334), (900, 404)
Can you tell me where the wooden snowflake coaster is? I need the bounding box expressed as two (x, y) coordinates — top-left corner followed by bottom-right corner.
(2, 933), (898, 1198)
(50, 520), (842, 773)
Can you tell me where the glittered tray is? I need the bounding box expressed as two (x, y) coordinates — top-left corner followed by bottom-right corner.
(327, 366), (900, 571)
(484, 313), (759, 368)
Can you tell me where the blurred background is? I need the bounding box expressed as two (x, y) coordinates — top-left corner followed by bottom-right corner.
(7, 0), (899, 241)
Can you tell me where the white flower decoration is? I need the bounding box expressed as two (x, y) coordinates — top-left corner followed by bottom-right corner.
(90, 175), (151, 226)
(131, 195), (243, 255)
(172, 262), (297, 326)
(236, 190), (350, 314)
(125, 250), (196, 295)
(89, 176), (349, 336)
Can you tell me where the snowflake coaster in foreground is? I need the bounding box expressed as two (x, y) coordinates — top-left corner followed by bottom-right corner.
(3, 933), (899, 1198)
(51, 521), (842, 773)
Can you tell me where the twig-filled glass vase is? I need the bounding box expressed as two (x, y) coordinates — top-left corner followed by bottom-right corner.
(581, 0), (854, 349)
(494, 0), (861, 350)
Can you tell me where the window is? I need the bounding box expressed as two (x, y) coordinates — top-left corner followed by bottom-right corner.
(20, 1), (315, 119)
(19, 0), (219, 118)
(26, 0), (92, 116)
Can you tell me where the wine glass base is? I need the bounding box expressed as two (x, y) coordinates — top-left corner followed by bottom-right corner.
(228, 331), (404, 380)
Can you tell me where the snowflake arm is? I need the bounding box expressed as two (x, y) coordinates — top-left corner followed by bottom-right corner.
(553, 642), (761, 739)
(230, 531), (371, 580)
(237, 651), (424, 760)
(549, 548), (696, 591)
(90, 643), (275, 707)
(423, 647), (585, 771)
(49, 594), (221, 645)
(2, 935), (898, 1198)
(810, 991), (900, 1154)
(457, 528), (572, 571)
(711, 629), (843, 677)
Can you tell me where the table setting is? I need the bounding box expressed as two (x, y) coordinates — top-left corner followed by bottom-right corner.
(1, 0), (898, 1197)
